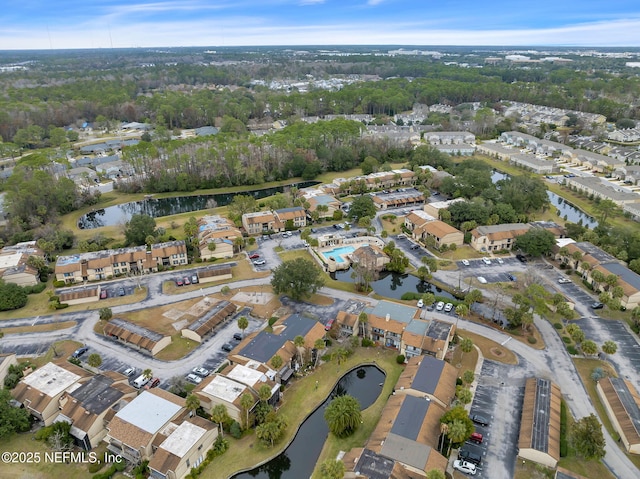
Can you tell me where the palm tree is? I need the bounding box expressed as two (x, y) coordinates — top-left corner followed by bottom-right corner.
(319, 459), (345, 479)
(572, 251), (583, 269)
(438, 422), (449, 453)
(358, 311), (369, 339)
(447, 419), (468, 444)
(324, 395), (362, 438)
(594, 198), (618, 224)
(240, 393), (254, 429)
(293, 335), (305, 367)
(185, 393), (200, 416)
(332, 346), (348, 365)
(462, 370), (475, 385)
(455, 303), (469, 331)
(459, 338), (473, 362)
(558, 246), (570, 265)
(456, 387), (473, 405)
(142, 368), (153, 380)
(237, 316), (249, 338)
(314, 338), (326, 368)
(604, 274), (618, 291)
(581, 340), (598, 357)
(258, 384), (272, 404)
(211, 404), (229, 437)
(601, 340), (617, 359)
(270, 355), (283, 370)
(591, 270), (606, 292)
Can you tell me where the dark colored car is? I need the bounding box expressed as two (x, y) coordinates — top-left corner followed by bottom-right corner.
(470, 414), (489, 426)
(233, 333), (243, 341)
(221, 343), (234, 352)
(507, 273), (516, 281)
(516, 253), (528, 263)
(410, 244), (420, 250)
(591, 302), (604, 310)
(72, 346), (88, 358)
(458, 445), (483, 465)
(117, 287), (125, 296)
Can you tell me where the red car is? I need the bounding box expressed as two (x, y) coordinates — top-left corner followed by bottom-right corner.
(145, 378), (160, 389)
(100, 290), (108, 299)
(175, 278), (183, 286)
(249, 253), (260, 259)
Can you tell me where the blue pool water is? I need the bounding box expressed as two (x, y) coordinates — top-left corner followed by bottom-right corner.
(320, 245), (361, 263)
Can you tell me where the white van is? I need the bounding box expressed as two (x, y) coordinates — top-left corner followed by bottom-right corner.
(133, 374), (150, 389)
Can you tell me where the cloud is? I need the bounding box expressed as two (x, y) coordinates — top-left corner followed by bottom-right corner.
(299, 0), (326, 4)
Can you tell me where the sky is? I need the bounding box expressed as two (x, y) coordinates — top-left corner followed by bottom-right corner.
(2, 0), (640, 50)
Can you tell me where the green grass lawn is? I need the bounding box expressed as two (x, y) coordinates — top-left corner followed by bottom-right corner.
(203, 347), (402, 479)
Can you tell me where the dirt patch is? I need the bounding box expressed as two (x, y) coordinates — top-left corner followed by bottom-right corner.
(120, 297), (216, 335)
(162, 308), (185, 321)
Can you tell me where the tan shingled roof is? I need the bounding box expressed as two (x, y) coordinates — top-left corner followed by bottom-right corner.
(107, 416), (153, 449)
(368, 313), (405, 335)
(598, 377), (640, 447)
(421, 220), (461, 237)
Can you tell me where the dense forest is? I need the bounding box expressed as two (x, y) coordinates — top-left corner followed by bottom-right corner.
(1, 47), (640, 144)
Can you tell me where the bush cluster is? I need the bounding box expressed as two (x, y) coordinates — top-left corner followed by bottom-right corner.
(560, 401), (568, 457)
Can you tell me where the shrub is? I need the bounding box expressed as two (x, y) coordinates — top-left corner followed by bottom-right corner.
(54, 302), (69, 309)
(562, 336), (571, 344)
(401, 292), (421, 301)
(456, 377), (463, 386)
(396, 354), (406, 364)
(87, 460), (104, 474)
(567, 345), (578, 355)
(68, 357), (81, 366)
(268, 316), (279, 326)
(560, 401), (568, 457)
(527, 336), (537, 344)
(230, 421), (242, 439)
(361, 338), (374, 347)
(554, 323), (563, 329)
(53, 280), (66, 287)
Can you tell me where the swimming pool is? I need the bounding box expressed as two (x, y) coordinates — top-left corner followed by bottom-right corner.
(320, 245), (356, 263)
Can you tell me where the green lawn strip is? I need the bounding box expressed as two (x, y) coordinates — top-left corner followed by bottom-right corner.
(205, 348), (401, 479)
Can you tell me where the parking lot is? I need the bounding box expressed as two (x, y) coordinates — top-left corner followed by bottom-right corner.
(456, 256), (524, 285)
(463, 361), (527, 479)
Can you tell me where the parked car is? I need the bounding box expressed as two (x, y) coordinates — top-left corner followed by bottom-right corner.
(123, 367), (135, 377)
(469, 432), (483, 444)
(72, 346), (88, 359)
(558, 277), (571, 284)
(175, 278), (184, 286)
(185, 373), (202, 384)
(507, 273), (517, 282)
(417, 299), (424, 308)
(249, 253), (260, 259)
(253, 259), (266, 265)
(324, 318), (335, 331)
(192, 367), (210, 377)
(591, 302), (604, 310)
(183, 277), (191, 285)
(411, 244), (420, 250)
(476, 276), (487, 284)
(221, 343), (234, 352)
(117, 287), (125, 296)
(516, 253), (528, 263)
(100, 290), (108, 299)
(233, 332), (243, 341)
(458, 444), (483, 465)
(453, 460), (477, 475)
(470, 414), (490, 426)
(461, 259), (470, 266)
(496, 257), (504, 264)
(435, 301), (445, 311)
(144, 378), (160, 389)
(482, 257), (492, 265)
(191, 274), (199, 284)
(444, 303), (453, 313)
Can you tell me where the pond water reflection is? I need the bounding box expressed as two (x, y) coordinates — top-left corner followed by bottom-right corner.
(232, 365), (385, 479)
(78, 181), (320, 228)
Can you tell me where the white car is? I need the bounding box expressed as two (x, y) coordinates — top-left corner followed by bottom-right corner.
(558, 277), (572, 284)
(496, 257), (504, 264)
(461, 259), (470, 266)
(444, 302), (453, 313)
(185, 373), (202, 384)
(482, 257), (492, 265)
(453, 460), (477, 475)
(123, 367), (135, 377)
(435, 301), (445, 311)
(477, 276), (488, 284)
(253, 259), (266, 266)
(192, 367), (210, 377)
(417, 299), (424, 308)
